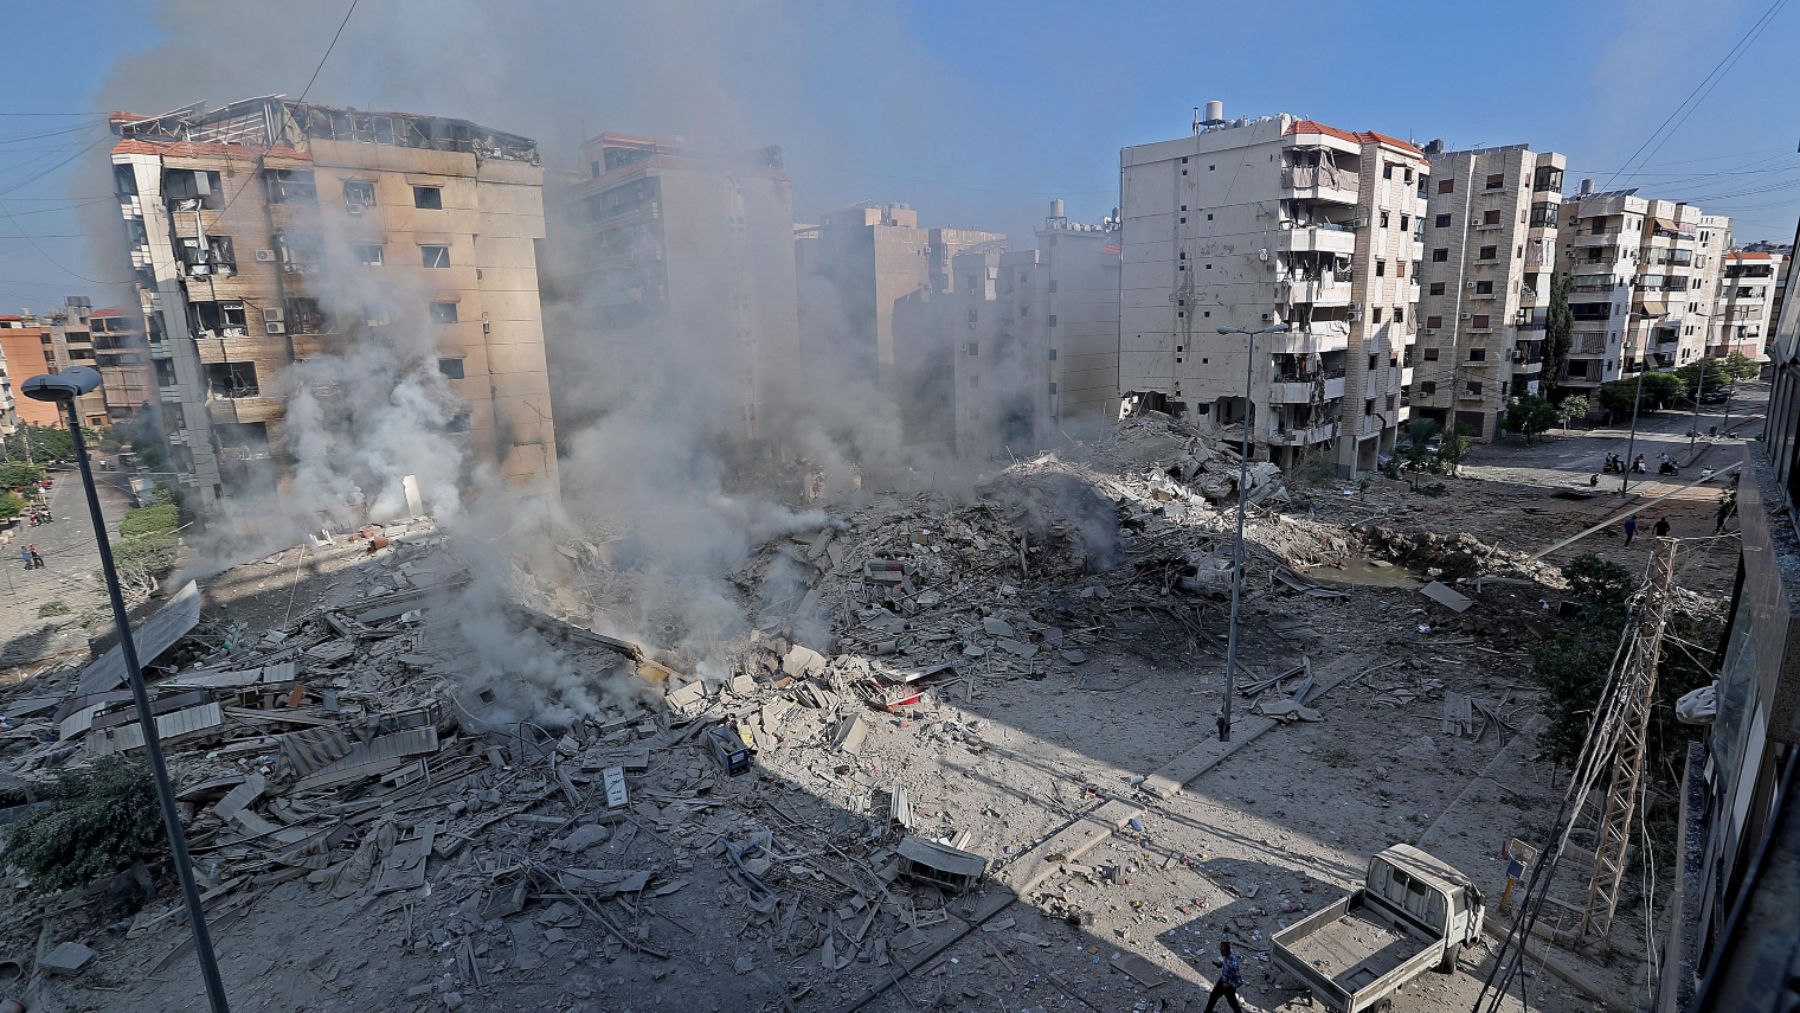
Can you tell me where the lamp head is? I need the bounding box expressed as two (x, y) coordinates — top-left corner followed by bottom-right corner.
(1216, 326), (1238, 335)
(22, 366), (101, 403)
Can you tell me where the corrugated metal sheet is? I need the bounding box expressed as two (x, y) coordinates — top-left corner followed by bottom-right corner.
(87, 702), (223, 756)
(76, 581), (201, 695)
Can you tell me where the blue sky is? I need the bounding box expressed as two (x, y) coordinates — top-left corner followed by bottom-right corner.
(1, 0), (1795, 312)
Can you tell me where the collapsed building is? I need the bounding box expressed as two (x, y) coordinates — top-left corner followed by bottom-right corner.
(108, 96), (560, 513)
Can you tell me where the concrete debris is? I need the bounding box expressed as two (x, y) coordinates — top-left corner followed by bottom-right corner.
(41, 941), (96, 976)
(1421, 580), (1476, 613)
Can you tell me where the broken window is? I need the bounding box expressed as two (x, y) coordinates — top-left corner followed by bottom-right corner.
(343, 179), (375, 210)
(438, 357), (465, 380)
(413, 185), (443, 210)
(191, 300), (247, 335)
(364, 305), (391, 327)
(286, 297), (330, 334)
(429, 301), (459, 324)
(353, 243), (384, 266)
(164, 169), (223, 209)
(204, 361), (259, 398)
(274, 231), (323, 273)
(446, 411), (471, 433)
(421, 245), (451, 268)
(178, 235), (236, 277)
(265, 168), (317, 204)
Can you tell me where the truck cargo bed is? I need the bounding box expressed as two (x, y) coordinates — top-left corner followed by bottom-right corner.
(1282, 895), (1431, 994)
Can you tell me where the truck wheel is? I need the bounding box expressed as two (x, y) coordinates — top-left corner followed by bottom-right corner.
(1373, 1000), (1395, 1013)
(1436, 942), (1461, 973)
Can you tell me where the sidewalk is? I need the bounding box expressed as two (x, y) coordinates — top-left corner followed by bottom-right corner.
(0, 472), (134, 672)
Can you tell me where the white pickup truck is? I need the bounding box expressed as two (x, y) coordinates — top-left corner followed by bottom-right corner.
(1272, 845), (1484, 1013)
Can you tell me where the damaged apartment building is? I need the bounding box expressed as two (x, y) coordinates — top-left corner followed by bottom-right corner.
(1552, 186), (1729, 392)
(549, 133), (800, 451)
(889, 200), (1122, 457)
(1119, 105), (1429, 475)
(1412, 144), (1565, 442)
(109, 96), (559, 511)
(795, 203), (1004, 445)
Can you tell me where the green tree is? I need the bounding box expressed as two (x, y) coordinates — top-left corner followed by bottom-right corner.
(1503, 395), (1561, 443)
(1543, 274), (1574, 392)
(1675, 357), (1733, 400)
(1597, 372), (1688, 420)
(1532, 554), (1634, 768)
(3, 423), (77, 462)
(1436, 423), (1473, 475)
(2, 756), (165, 892)
(1559, 394), (1591, 427)
(107, 499), (182, 603)
(1723, 350), (1761, 381)
(0, 461), (46, 490)
(0, 492), (23, 522)
(1401, 417), (1440, 473)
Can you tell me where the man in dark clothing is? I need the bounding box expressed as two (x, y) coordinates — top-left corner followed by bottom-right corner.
(1623, 516), (1637, 546)
(28, 546), (44, 569)
(1653, 517), (1671, 538)
(1206, 940), (1245, 1013)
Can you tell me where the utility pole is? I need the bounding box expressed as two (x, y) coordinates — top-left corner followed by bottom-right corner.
(1580, 535), (1677, 944)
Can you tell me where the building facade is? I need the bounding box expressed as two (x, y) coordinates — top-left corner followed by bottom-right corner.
(0, 298), (110, 428)
(110, 97), (559, 512)
(1119, 109), (1428, 475)
(1413, 145), (1565, 441)
(795, 202), (1004, 407)
(1554, 189), (1726, 390)
(556, 133), (801, 448)
(89, 306), (154, 422)
(1714, 250), (1784, 360)
(0, 315), (60, 428)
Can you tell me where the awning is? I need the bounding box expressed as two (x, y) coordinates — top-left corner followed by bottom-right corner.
(1637, 300), (1667, 316)
(1651, 216), (1680, 232)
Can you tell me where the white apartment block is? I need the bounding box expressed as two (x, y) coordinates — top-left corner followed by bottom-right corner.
(1119, 109), (1428, 475)
(1716, 249), (1785, 360)
(1414, 144), (1566, 442)
(1554, 188), (1727, 389)
(886, 201), (1119, 458)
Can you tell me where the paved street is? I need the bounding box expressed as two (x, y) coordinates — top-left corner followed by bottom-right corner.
(0, 468), (134, 672)
(1461, 378), (1768, 493)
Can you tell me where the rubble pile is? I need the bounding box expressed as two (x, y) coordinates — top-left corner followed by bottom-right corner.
(1354, 524), (1534, 579)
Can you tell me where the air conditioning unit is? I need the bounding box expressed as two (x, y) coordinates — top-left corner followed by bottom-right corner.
(262, 307), (283, 322)
(1460, 312), (1473, 320)
(1465, 280), (1477, 289)
(345, 201), (366, 216)
(1345, 217), (1367, 229)
(265, 322), (286, 335)
(255, 249), (275, 262)
(1346, 307), (1362, 322)
(1424, 327), (1438, 334)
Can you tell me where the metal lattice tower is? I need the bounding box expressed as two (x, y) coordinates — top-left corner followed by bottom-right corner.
(1580, 535), (1677, 942)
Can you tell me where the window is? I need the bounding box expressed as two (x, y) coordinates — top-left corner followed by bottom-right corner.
(1432, 248), (1449, 263)
(1405, 168), (1414, 184)
(1435, 213), (1452, 228)
(265, 168), (316, 204)
(1400, 215), (1410, 231)
(1380, 211), (1390, 228)
(286, 297), (329, 333)
(421, 245), (451, 268)
(1426, 315), (1443, 329)
(1365, 398), (1377, 416)
(1376, 260), (1387, 277)
(1395, 307), (1404, 323)
(1472, 315), (1490, 329)
(447, 411), (471, 433)
(1429, 282), (1446, 296)
(343, 180), (375, 208)
(413, 185), (443, 209)
(1475, 280), (1494, 294)
(1369, 353), (1379, 370)
(1483, 209), (1501, 225)
(1438, 179), (1455, 194)
(429, 301), (459, 324)
(1396, 260), (1406, 278)
(1466, 381), (1483, 396)
(1383, 163), (1394, 180)
(1421, 380), (1437, 395)
(204, 361), (260, 397)
(1424, 347), (1440, 361)
(353, 243), (384, 266)
(1485, 173), (1504, 190)
(1372, 307), (1385, 323)
(1478, 245), (1497, 260)
(438, 357), (465, 380)
(1469, 348), (1486, 363)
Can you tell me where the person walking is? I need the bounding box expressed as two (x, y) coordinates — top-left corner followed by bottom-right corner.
(1654, 517), (1671, 538)
(1623, 516), (1638, 546)
(18, 544), (32, 570)
(1205, 940), (1245, 1013)
(28, 545), (44, 570)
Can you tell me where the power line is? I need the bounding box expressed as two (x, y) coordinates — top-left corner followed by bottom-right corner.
(299, 0), (361, 104)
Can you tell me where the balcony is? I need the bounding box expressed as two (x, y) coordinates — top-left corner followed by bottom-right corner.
(1274, 223), (1358, 256)
(1281, 165), (1360, 205)
(159, 384), (183, 404)
(207, 393), (283, 424)
(1267, 421), (1340, 446)
(1573, 231), (1621, 247)
(1269, 373), (1347, 404)
(1276, 277), (1354, 305)
(1267, 322), (1351, 355)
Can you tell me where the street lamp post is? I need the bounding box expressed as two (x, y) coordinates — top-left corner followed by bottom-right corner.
(21, 367), (230, 1013)
(1618, 312), (1671, 497)
(1214, 322), (1291, 742)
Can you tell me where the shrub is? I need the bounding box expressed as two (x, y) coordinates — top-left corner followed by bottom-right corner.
(3, 757), (166, 892)
(36, 599), (71, 618)
(0, 461), (45, 490)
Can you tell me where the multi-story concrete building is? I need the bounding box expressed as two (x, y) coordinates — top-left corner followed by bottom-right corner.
(0, 298), (110, 428)
(1554, 188), (1724, 389)
(795, 203), (1004, 410)
(556, 133), (800, 448)
(110, 97), (558, 511)
(1714, 249), (1785, 359)
(1119, 108), (1429, 475)
(1413, 144), (1565, 441)
(89, 306), (154, 422)
(886, 201), (1120, 458)
(1740, 241), (1793, 346)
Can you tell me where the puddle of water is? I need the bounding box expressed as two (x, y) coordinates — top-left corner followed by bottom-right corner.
(1306, 556), (1420, 589)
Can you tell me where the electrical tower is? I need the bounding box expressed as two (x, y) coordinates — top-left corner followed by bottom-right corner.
(1579, 535), (1677, 943)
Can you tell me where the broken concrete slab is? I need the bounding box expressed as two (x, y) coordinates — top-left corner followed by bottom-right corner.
(553, 824), (611, 853)
(1421, 580), (1474, 613)
(42, 941), (96, 976)
(981, 617), (1014, 638)
(782, 645), (827, 679)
